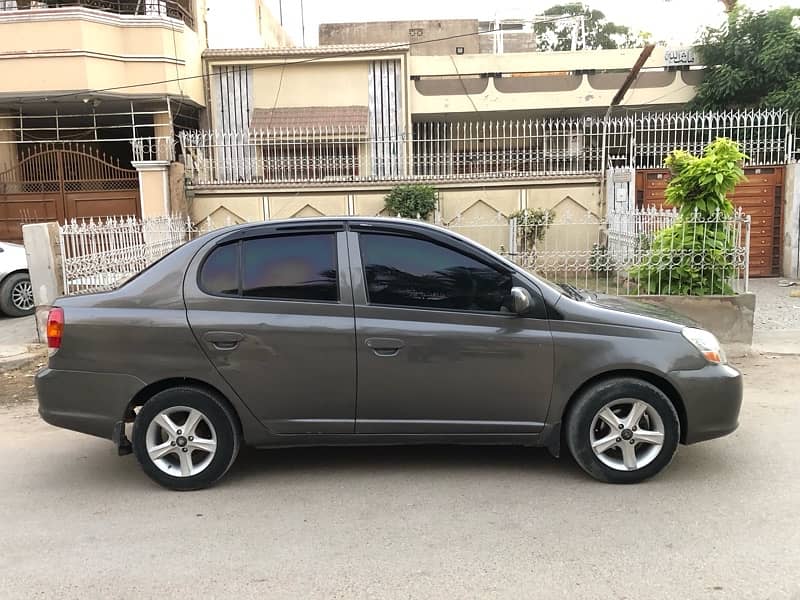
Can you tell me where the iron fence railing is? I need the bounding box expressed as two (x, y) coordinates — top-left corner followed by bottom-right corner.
(59, 214), (192, 295)
(633, 110), (790, 168)
(0, 0), (194, 28)
(445, 208), (750, 296)
(506, 208), (750, 295)
(178, 109), (796, 187)
(132, 136), (175, 162)
(57, 208), (750, 297)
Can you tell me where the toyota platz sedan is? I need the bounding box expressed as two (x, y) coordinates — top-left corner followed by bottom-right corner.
(36, 217), (742, 490)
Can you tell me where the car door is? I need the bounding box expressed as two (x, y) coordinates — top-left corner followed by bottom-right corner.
(184, 223), (356, 434)
(348, 225), (554, 435)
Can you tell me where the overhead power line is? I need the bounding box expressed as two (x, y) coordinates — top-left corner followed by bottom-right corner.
(20, 13), (583, 104)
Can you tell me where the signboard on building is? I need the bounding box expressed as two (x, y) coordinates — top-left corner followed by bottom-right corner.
(664, 47), (697, 67)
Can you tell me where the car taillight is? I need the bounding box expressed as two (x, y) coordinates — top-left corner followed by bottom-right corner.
(46, 307), (64, 349)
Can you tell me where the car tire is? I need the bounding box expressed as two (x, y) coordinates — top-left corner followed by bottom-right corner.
(132, 387), (241, 491)
(0, 272), (35, 317)
(565, 377), (680, 484)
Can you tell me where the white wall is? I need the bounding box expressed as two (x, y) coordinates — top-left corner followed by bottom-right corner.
(206, 0), (291, 49)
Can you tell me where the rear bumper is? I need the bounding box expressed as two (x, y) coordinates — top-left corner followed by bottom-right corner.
(35, 368), (146, 440)
(671, 363), (743, 444)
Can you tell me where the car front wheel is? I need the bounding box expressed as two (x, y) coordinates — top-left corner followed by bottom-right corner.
(132, 387), (241, 491)
(565, 378), (680, 484)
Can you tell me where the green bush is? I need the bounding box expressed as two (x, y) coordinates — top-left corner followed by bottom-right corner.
(629, 138), (746, 295)
(384, 184), (438, 219)
(509, 208), (556, 248)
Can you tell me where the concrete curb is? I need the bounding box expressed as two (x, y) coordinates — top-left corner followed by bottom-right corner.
(0, 345), (47, 373)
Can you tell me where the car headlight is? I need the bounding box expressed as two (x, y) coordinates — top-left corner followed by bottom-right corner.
(682, 327), (726, 364)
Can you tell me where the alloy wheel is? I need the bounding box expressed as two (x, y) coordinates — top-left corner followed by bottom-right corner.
(145, 406), (218, 477)
(11, 279), (34, 311)
(589, 398), (665, 471)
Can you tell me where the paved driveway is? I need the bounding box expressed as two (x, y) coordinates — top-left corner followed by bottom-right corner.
(0, 315), (38, 347)
(1, 355), (798, 599)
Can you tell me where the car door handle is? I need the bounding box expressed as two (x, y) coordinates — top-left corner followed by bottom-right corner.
(203, 331), (244, 350)
(365, 337), (404, 357)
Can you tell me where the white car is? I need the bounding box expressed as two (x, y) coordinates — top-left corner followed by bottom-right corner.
(0, 242), (34, 317)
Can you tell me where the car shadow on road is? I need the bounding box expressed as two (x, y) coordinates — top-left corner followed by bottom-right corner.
(27, 432), (741, 492)
(225, 444), (584, 484)
(222, 441), (738, 488)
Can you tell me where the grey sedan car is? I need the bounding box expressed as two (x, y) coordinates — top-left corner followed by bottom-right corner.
(36, 218), (742, 490)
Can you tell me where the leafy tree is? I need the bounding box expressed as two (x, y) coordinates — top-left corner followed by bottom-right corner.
(691, 6), (800, 112)
(384, 184), (437, 219)
(538, 3), (647, 51)
(630, 138), (746, 296)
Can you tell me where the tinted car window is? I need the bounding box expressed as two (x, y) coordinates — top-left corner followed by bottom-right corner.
(359, 233), (512, 312)
(199, 243), (239, 295)
(242, 233), (338, 301)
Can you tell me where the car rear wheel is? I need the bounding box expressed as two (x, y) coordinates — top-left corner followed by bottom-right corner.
(132, 388), (240, 491)
(0, 273), (35, 317)
(565, 378), (680, 484)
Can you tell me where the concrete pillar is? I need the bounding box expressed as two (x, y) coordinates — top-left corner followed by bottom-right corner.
(169, 162), (188, 215)
(782, 164), (800, 279)
(153, 108), (174, 161)
(0, 111), (19, 175)
(132, 161), (171, 217)
(22, 222), (64, 340)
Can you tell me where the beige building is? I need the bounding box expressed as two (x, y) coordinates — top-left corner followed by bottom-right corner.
(0, 0), (287, 241)
(182, 36), (797, 278)
(183, 41), (698, 237)
(3, 8), (794, 277)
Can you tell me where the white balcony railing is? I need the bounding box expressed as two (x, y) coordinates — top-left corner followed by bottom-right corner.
(0, 1), (195, 28)
(132, 136), (175, 162)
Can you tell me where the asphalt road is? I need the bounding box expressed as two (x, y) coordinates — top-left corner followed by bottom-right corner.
(1, 355), (799, 599)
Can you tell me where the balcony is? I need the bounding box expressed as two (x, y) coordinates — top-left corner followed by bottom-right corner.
(0, 0), (204, 104)
(0, 0), (194, 28)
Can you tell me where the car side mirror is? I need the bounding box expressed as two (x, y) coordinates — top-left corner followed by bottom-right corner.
(510, 286), (532, 315)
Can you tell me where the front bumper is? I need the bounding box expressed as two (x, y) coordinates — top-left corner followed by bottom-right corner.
(36, 368), (146, 440)
(670, 363), (743, 444)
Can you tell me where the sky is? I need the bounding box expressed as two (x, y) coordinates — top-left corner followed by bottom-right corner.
(262, 0), (797, 47)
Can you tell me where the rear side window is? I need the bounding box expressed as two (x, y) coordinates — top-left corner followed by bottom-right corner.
(359, 233), (512, 312)
(200, 233), (339, 301)
(199, 243), (239, 295)
(242, 233), (338, 301)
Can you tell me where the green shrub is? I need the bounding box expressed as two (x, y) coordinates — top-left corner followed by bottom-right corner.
(509, 208), (556, 248)
(384, 184), (438, 219)
(629, 138), (746, 295)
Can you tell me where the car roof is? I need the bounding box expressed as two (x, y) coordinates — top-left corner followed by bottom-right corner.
(224, 216), (439, 229)
(209, 216), (451, 241)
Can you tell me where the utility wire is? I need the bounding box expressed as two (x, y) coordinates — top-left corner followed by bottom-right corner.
(449, 55), (480, 114)
(266, 58), (287, 130)
(21, 14), (583, 104)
